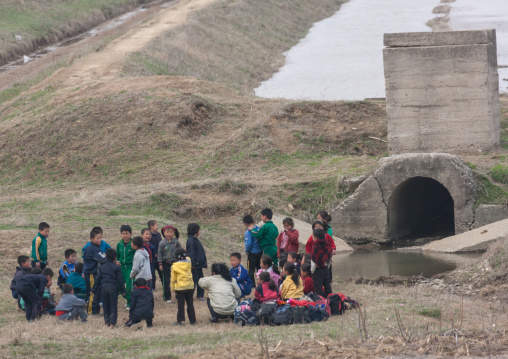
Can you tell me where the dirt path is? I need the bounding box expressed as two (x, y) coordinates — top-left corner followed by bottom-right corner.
(33, 0), (217, 90)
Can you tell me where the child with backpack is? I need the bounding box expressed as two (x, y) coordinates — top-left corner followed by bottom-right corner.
(256, 255), (280, 286)
(10, 255), (31, 307)
(254, 271), (279, 303)
(171, 248), (196, 325)
(280, 263), (303, 300)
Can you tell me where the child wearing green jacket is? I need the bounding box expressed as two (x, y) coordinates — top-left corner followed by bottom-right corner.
(117, 225), (135, 309)
(249, 208), (279, 266)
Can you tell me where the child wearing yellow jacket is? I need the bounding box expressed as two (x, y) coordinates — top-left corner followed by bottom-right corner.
(280, 262), (304, 300)
(170, 248), (196, 325)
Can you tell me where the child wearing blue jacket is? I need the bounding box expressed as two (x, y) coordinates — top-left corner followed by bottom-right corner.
(243, 215), (262, 286)
(229, 252), (252, 298)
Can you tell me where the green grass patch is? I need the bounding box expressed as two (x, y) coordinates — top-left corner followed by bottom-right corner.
(475, 172), (508, 205)
(490, 165), (508, 184)
(419, 308), (441, 319)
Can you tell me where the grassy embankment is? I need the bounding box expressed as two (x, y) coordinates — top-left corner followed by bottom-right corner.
(0, 0), (151, 65)
(0, 0), (508, 357)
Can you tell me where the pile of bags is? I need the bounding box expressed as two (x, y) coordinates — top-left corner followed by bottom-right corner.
(234, 292), (359, 326)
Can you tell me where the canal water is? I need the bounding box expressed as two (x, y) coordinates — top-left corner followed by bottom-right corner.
(255, 0), (508, 100)
(331, 249), (481, 279)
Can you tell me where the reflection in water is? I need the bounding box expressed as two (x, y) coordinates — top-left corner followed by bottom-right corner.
(332, 250), (480, 279)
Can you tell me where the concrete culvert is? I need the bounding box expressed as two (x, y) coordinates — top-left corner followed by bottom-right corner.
(387, 176), (455, 240)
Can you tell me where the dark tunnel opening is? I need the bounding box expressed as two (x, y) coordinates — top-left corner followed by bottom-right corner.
(387, 176), (455, 240)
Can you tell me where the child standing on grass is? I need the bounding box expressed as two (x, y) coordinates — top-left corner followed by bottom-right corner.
(158, 225), (182, 303)
(83, 228), (107, 314)
(10, 255), (31, 308)
(254, 271), (279, 303)
(66, 262), (87, 300)
(280, 262), (304, 300)
(55, 283), (88, 322)
(141, 228), (156, 289)
(82, 227), (111, 258)
(243, 215), (263, 287)
(117, 225), (135, 309)
(148, 220), (163, 290)
(229, 252), (252, 299)
(186, 223), (207, 301)
(92, 249), (126, 327)
(249, 208), (279, 266)
(31, 222), (50, 269)
(300, 263), (314, 295)
(16, 267), (54, 321)
(276, 217), (299, 259)
(171, 248), (196, 325)
(311, 229), (332, 298)
(131, 236), (153, 289)
(57, 249), (77, 288)
(125, 278), (154, 328)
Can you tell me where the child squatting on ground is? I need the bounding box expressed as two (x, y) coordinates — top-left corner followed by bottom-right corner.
(55, 283), (88, 322)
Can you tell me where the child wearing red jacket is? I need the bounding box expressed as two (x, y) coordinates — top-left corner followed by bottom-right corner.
(254, 271), (279, 303)
(305, 220), (336, 255)
(301, 263), (314, 295)
(276, 217), (300, 258)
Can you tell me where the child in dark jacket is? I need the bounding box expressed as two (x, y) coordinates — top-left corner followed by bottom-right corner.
(16, 267), (54, 321)
(229, 252), (252, 298)
(10, 255), (32, 307)
(83, 228), (107, 314)
(148, 220), (163, 289)
(141, 228), (156, 289)
(55, 283), (87, 322)
(92, 249), (126, 326)
(125, 278), (154, 328)
(158, 225), (182, 302)
(254, 271), (279, 303)
(66, 262), (87, 300)
(186, 223), (207, 300)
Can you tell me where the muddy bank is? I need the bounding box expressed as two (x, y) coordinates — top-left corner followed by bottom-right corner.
(0, 0), (166, 66)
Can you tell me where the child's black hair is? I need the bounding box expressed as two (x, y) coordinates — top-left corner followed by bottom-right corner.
(313, 228), (326, 240)
(42, 267), (54, 277)
(135, 278), (147, 287)
(38, 222), (50, 231)
(120, 225), (132, 234)
(303, 253), (311, 264)
(284, 262), (299, 287)
(31, 268), (42, 274)
(92, 226), (103, 234)
(175, 248), (187, 261)
(318, 210), (332, 223)
(230, 252), (241, 260)
(282, 217), (294, 228)
(105, 249), (116, 262)
(141, 228), (150, 235)
(259, 271), (276, 291)
(90, 228), (101, 239)
(312, 220), (330, 233)
(288, 252), (302, 264)
(64, 249), (76, 259)
(301, 263), (311, 276)
(260, 208), (273, 219)
(187, 223), (200, 236)
(242, 215), (254, 224)
(279, 252), (288, 269)
(211, 263), (232, 282)
(63, 283), (73, 294)
(161, 225), (180, 239)
(261, 255), (280, 275)
(132, 236), (144, 248)
(75, 262), (84, 274)
(147, 220), (157, 230)
(17, 255), (29, 266)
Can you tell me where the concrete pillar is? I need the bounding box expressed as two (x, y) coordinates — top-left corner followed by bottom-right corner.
(383, 30), (500, 154)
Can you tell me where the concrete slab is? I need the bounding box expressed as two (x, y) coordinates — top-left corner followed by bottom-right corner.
(422, 218), (508, 253)
(384, 29), (495, 47)
(258, 214), (353, 252)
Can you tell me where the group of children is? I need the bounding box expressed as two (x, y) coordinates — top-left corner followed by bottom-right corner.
(10, 208), (337, 326)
